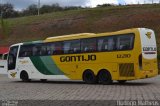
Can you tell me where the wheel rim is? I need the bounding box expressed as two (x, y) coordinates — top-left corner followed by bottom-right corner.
(86, 73), (93, 82)
(98, 71), (112, 84)
(83, 70), (96, 84)
(99, 72), (108, 81)
(21, 72), (28, 81)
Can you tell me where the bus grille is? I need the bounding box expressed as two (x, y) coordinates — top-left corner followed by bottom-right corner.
(119, 63), (135, 77)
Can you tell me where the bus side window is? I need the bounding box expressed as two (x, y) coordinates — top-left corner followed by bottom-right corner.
(54, 42), (63, 54)
(117, 34), (134, 50)
(40, 45), (47, 56)
(33, 44), (43, 56)
(81, 38), (96, 53)
(64, 41), (71, 54)
(19, 45), (33, 57)
(19, 46), (27, 57)
(32, 46), (38, 56)
(108, 37), (116, 51)
(63, 40), (80, 54)
(46, 43), (55, 55)
(98, 37), (109, 51)
(70, 40), (80, 54)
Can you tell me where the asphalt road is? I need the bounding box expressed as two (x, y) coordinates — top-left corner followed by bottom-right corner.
(0, 74), (160, 106)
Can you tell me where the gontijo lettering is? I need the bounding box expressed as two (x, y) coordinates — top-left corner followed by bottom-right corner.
(143, 47), (156, 51)
(60, 55), (96, 62)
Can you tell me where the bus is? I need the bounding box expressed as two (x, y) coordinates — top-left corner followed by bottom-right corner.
(0, 53), (8, 74)
(7, 28), (158, 84)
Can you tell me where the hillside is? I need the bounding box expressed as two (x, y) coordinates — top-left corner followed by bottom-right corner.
(0, 4), (160, 51)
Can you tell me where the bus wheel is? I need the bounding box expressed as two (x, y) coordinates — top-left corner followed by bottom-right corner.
(20, 71), (30, 82)
(98, 70), (112, 85)
(40, 79), (47, 82)
(83, 70), (97, 84)
(118, 80), (126, 84)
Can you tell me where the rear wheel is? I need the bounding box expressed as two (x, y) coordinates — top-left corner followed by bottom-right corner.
(20, 71), (31, 82)
(83, 70), (97, 84)
(98, 70), (112, 85)
(118, 80), (126, 84)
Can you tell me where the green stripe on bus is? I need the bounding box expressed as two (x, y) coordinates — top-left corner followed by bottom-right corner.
(40, 56), (64, 75)
(30, 56), (64, 75)
(30, 56), (53, 75)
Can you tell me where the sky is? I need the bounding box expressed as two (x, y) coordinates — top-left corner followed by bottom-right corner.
(1, 0), (160, 11)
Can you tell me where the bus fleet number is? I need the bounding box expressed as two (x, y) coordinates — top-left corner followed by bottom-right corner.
(117, 54), (131, 58)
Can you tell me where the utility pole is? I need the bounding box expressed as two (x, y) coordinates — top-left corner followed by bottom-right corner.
(0, 0), (5, 38)
(38, 0), (40, 16)
(0, 0), (3, 25)
(0, 0), (2, 19)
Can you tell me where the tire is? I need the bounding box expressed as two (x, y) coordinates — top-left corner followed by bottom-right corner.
(98, 70), (112, 85)
(83, 70), (97, 84)
(20, 71), (31, 82)
(118, 80), (126, 84)
(40, 79), (47, 82)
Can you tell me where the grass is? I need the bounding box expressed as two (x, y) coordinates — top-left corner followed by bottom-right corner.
(6, 4), (160, 27)
(0, 4), (160, 47)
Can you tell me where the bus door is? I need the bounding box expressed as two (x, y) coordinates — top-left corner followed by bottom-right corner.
(8, 46), (19, 70)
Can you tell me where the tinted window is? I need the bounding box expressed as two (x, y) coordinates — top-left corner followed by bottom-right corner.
(32, 43), (47, 56)
(63, 40), (80, 54)
(98, 34), (134, 52)
(46, 42), (63, 55)
(19, 45), (33, 57)
(8, 46), (19, 70)
(98, 37), (116, 51)
(81, 38), (97, 52)
(53, 42), (63, 54)
(46, 43), (56, 55)
(116, 34), (134, 50)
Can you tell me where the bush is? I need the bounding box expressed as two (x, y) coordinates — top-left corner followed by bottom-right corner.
(0, 18), (10, 37)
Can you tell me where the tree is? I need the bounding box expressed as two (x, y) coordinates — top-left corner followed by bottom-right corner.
(97, 4), (113, 7)
(40, 5), (52, 14)
(25, 4), (38, 15)
(0, 3), (19, 18)
(0, 3), (15, 18)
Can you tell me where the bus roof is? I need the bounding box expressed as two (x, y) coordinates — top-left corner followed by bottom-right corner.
(10, 40), (43, 47)
(10, 28), (151, 47)
(44, 28), (140, 42)
(45, 33), (96, 42)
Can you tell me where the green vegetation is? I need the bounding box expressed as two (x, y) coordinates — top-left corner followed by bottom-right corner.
(0, 4), (160, 49)
(0, 18), (10, 38)
(0, 3), (83, 18)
